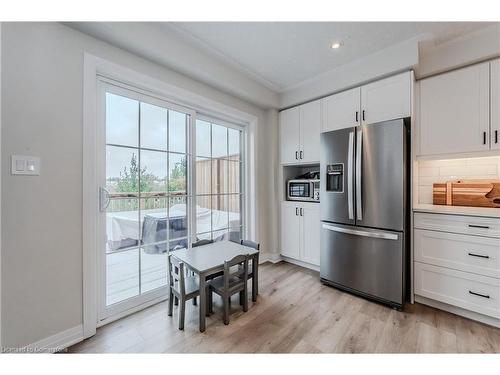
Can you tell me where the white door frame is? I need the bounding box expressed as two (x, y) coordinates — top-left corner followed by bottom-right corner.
(83, 53), (258, 338)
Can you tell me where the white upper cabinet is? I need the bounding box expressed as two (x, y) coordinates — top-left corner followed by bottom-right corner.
(300, 100), (322, 163)
(322, 87), (361, 132)
(361, 71), (412, 125)
(419, 62), (490, 156)
(279, 106), (300, 164)
(279, 99), (321, 165)
(491, 59), (500, 150)
(321, 71), (412, 132)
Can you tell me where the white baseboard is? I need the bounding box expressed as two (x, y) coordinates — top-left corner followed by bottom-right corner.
(259, 252), (281, 264)
(415, 295), (500, 328)
(280, 255), (320, 272)
(19, 325), (84, 353)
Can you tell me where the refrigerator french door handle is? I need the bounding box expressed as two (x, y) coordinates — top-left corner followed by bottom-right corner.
(347, 131), (354, 220)
(99, 187), (110, 212)
(322, 223), (399, 240)
(356, 129), (363, 221)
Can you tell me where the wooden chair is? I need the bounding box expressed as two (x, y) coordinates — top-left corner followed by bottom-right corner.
(167, 254), (208, 330)
(240, 240), (260, 301)
(208, 254), (249, 325)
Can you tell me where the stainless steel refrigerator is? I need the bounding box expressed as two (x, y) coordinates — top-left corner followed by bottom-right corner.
(320, 118), (410, 309)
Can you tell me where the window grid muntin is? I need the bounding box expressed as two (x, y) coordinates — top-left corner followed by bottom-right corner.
(105, 89), (190, 306)
(194, 118), (244, 242)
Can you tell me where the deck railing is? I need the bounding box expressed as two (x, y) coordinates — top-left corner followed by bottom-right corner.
(108, 191), (186, 212)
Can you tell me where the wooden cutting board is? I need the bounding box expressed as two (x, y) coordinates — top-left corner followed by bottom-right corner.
(433, 179), (500, 208)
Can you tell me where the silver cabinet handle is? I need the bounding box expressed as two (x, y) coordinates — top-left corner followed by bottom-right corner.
(356, 129), (363, 221)
(295, 207), (299, 216)
(300, 208), (303, 216)
(300, 150), (303, 159)
(347, 131), (354, 220)
(99, 187), (110, 212)
(322, 223), (399, 240)
(295, 151), (299, 160)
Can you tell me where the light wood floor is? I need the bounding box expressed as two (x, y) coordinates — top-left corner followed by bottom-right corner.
(69, 262), (500, 353)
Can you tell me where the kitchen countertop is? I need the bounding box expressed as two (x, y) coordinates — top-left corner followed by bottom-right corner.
(413, 203), (500, 218)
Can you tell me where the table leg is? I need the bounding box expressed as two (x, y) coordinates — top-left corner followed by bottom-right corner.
(199, 273), (207, 332)
(252, 253), (259, 302)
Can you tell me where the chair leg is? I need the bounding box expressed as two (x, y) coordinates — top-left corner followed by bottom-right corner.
(193, 296), (197, 306)
(239, 290), (244, 306)
(243, 287), (248, 312)
(223, 295), (230, 325)
(174, 296), (179, 306)
(178, 299), (185, 330)
(206, 291), (211, 317)
(168, 291), (174, 317)
(208, 289), (213, 314)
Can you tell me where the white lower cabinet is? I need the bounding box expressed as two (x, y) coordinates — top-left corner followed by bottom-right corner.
(414, 262), (500, 318)
(281, 202), (320, 267)
(414, 229), (500, 279)
(300, 204), (321, 266)
(280, 204), (301, 259)
(414, 212), (500, 320)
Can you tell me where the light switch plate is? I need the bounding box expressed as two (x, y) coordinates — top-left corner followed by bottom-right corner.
(11, 155), (40, 175)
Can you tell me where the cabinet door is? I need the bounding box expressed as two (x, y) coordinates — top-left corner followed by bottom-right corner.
(361, 71), (411, 125)
(491, 59), (500, 150)
(279, 107), (300, 164)
(300, 204), (321, 266)
(322, 87), (360, 132)
(299, 99), (321, 163)
(419, 63), (490, 156)
(281, 203), (301, 260)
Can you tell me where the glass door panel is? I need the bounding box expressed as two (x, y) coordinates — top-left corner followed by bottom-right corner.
(100, 82), (192, 321)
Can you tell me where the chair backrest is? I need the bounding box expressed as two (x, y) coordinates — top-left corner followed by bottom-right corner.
(168, 254), (185, 295)
(192, 239), (214, 248)
(240, 240), (260, 251)
(224, 254), (249, 290)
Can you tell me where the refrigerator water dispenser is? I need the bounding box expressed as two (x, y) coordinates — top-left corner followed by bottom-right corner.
(326, 164), (343, 192)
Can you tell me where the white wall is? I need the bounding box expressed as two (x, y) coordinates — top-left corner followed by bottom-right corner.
(66, 22), (280, 110)
(279, 37), (420, 109)
(417, 24), (500, 79)
(0, 22), (278, 348)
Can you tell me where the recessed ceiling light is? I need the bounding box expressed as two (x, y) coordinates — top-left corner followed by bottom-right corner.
(331, 41), (342, 49)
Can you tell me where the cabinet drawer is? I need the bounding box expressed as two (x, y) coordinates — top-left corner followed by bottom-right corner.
(414, 212), (500, 238)
(414, 229), (500, 278)
(414, 262), (500, 318)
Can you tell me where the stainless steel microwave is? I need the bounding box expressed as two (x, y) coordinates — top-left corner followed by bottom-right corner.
(287, 179), (320, 202)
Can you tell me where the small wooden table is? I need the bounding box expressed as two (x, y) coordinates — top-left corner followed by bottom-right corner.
(172, 241), (259, 332)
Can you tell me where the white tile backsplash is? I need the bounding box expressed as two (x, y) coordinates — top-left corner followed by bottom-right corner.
(416, 156), (500, 204)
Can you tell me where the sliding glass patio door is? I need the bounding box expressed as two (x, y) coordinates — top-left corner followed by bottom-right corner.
(97, 80), (194, 322)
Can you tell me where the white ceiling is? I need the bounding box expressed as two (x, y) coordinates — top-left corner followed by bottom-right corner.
(165, 22), (493, 92)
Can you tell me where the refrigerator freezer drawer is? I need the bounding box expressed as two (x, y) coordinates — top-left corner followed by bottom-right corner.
(320, 223), (404, 305)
